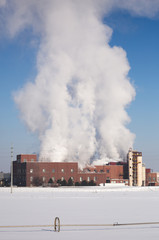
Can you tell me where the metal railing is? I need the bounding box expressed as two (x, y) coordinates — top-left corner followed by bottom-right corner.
(1, 217), (159, 232)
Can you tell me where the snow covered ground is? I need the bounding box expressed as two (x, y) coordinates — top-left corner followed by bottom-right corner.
(1, 186), (159, 240)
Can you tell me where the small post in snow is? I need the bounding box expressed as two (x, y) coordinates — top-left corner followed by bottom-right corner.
(54, 217), (60, 232)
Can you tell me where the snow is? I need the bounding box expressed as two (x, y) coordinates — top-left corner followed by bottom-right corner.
(1, 186), (159, 239)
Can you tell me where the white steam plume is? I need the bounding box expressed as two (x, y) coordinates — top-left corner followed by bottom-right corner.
(1, 0), (158, 167)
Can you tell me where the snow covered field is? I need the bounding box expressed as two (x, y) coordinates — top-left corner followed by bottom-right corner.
(1, 186), (159, 240)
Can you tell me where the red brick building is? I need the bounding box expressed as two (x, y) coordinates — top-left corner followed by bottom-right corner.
(146, 168), (159, 186)
(13, 154), (129, 187)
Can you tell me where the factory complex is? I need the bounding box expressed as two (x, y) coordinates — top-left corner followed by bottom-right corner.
(13, 148), (159, 187)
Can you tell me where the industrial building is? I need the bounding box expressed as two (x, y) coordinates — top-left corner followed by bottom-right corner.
(13, 149), (156, 187)
(13, 154), (129, 187)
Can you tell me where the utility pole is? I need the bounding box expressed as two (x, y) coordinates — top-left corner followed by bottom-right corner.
(11, 145), (13, 194)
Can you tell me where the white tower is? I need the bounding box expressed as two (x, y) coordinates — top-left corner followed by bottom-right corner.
(128, 148), (143, 186)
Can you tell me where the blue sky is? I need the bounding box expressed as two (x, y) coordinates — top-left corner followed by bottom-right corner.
(0, 8), (159, 172)
(106, 12), (159, 171)
(0, 34), (40, 171)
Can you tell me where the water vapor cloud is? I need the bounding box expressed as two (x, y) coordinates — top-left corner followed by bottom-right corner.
(1, 0), (159, 167)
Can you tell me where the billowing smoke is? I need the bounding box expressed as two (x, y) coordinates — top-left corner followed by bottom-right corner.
(1, 0), (159, 167)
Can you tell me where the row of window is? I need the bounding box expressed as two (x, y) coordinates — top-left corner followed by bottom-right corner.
(30, 176), (45, 182)
(30, 176), (73, 182)
(86, 169), (109, 173)
(29, 176), (98, 182)
(111, 180), (128, 184)
(29, 168), (110, 174)
(29, 168), (74, 173)
(80, 176), (97, 182)
(148, 177), (156, 181)
(30, 176), (48, 182)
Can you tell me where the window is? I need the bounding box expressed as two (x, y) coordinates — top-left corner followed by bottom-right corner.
(42, 169), (45, 173)
(52, 169), (55, 173)
(153, 177), (156, 181)
(52, 177), (55, 182)
(71, 169), (74, 173)
(94, 176), (97, 182)
(30, 169), (33, 173)
(31, 159), (34, 162)
(80, 177), (82, 182)
(107, 169), (109, 173)
(61, 177), (64, 181)
(61, 169), (64, 173)
(87, 177), (90, 182)
(30, 176), (33, 182)
(23, 159), (27, 162)
(43, 177), (45, 182)
(71, 177), (74, 181)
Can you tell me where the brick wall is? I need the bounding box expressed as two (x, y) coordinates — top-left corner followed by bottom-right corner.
(26, 162), (78, 186)
(146, 172), (159, 186)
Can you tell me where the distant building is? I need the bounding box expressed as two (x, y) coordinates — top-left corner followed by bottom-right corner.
(3, 173), (11, 180)
(0, 172), (4, 181)
(128, 148), (146, 186)
(13, 154), (129, 187)
(0, 171), (10, 187)
(146, 168), (159, 186)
